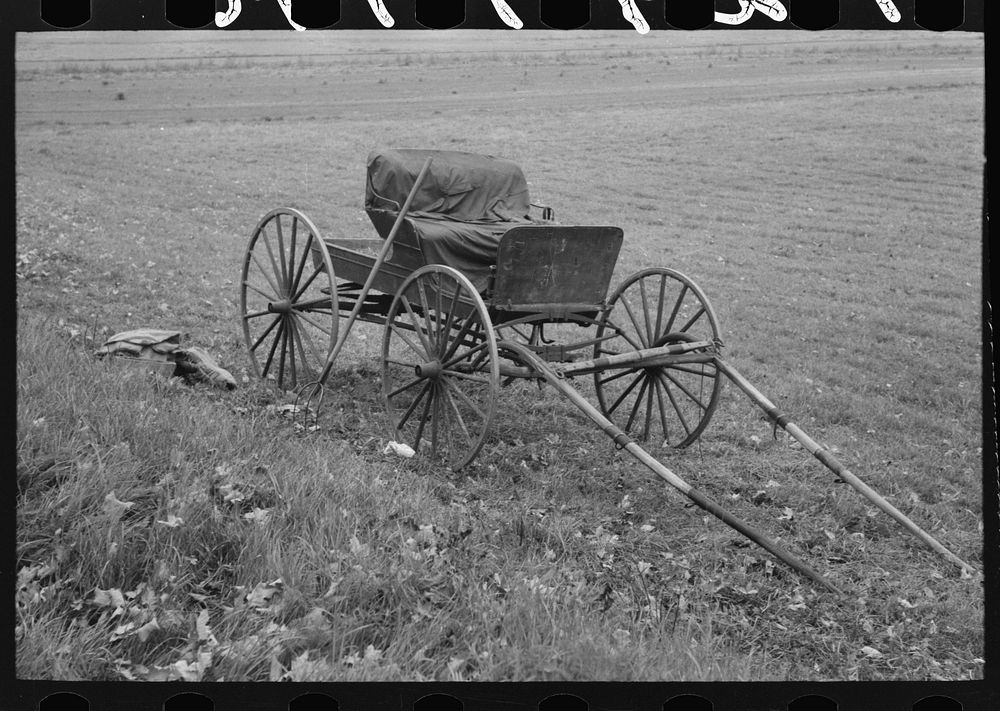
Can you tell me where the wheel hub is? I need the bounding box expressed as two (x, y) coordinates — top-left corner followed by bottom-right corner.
(268, 299), (293, 314)
(415, 360), (443, 379)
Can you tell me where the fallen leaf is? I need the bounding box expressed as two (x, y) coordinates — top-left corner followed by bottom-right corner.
(109, 621), (137, 642)
(246, 579), (284, 610)
(143, 665), (175, 682)
(243, 508), (271, 524)
(136, 618), (160, 643)
(103, 492), (135, 519)
(288, 651), (336, 681)
(123, 583), (146, 601)
(115, 661), (139, 680)
(17, 564), (54, 588)
(197, 609), (219, 647)
(269, 654), (284, 681)
(342, 651), (361, 667)
(349, 536), (370, 556)
(219, 483), (246, 504)
(860, 646), (883, 659)
(92, 587), (127, 609)
(156, 514), (184, 528)
(173, 656), (208, 682)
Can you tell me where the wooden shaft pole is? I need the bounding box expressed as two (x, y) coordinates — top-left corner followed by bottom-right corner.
(714, 356), (979, 575)
(317, 157), (433, 383)
(500, 340), (845, 596)
(556, 341), (713, 376)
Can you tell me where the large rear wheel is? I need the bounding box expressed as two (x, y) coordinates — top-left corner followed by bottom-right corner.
(382, 265), (500, 470)
(594, 267), (722, 448)
(240, 208), (338, 391)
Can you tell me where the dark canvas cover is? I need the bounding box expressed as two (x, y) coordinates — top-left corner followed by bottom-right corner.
(366, 148), (532, 221)
(365, 148), (535, 289)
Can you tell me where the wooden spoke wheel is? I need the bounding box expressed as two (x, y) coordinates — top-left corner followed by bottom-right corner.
(594, 267), (723, 448)
(382, 265), (500, 470)
(240, 208), (338, 391)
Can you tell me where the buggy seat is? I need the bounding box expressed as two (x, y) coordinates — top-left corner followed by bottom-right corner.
(365, 148), (537, 290)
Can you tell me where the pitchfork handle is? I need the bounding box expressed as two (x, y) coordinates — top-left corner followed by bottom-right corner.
(316, 157), (434, 384)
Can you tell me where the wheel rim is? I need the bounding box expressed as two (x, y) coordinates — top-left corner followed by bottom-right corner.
(382, 265), (499, 470)
(240, 208), (338, 391)
(594, 267), (723, 448)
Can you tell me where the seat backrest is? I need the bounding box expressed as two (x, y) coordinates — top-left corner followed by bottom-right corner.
(491, 225), (624, 313)
(365, 209), (425, 272)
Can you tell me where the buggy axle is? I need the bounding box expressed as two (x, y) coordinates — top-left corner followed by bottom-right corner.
(554, 340), (714, 377)
(494, 342), (715, 382)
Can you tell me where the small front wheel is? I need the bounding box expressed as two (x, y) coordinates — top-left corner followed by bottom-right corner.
(594, 267), (723, 448)
(382, 265), (500, 470)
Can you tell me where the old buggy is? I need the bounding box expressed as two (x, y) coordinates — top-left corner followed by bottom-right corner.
(238, 148), (975, 593)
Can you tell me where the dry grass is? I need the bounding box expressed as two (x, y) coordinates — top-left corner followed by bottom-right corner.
(15, 30), (984, 682)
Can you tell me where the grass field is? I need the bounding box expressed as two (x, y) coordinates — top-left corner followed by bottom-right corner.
(15, 30), (985, 682)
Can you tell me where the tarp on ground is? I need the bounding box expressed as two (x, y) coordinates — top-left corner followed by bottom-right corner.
(365, 148), (535, 289)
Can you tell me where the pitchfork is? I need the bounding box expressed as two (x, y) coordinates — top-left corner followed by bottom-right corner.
(293, 157), (434, 428)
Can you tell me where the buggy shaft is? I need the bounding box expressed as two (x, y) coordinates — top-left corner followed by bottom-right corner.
(499, 340), (845, 596)
(713, 357), (979, 575)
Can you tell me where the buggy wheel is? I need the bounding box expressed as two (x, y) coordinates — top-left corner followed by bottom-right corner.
(594, 267), (722, 448)
(382, 265), (499, 470)
(240, 208), (339, 391)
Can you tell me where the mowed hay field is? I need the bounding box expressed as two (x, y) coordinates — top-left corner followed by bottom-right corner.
(15, 31), (984, 682)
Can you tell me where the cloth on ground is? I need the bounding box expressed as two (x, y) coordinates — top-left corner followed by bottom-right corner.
(95, 329), (236, 390)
